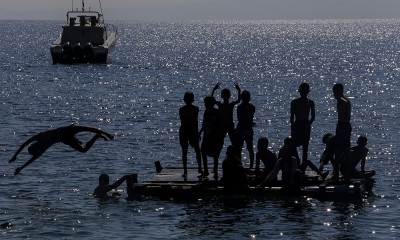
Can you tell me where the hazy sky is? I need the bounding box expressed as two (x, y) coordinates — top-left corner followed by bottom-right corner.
(1, 0), (400, 21)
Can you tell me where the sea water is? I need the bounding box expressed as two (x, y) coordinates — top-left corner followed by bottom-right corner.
(0, 19), (399, 239)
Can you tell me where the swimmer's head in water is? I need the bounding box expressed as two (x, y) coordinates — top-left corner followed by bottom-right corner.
(99, 173), (110, 185)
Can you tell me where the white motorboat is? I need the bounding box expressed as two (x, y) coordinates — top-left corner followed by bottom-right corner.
(50, 0), (117, 64)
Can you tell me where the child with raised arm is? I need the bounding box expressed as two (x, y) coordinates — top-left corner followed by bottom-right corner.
(211, 81), (241, 145)
(199, 96), (225, 179)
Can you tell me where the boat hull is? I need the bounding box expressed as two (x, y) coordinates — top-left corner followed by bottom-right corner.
(50, 45), (108, 64)
(50, 32), (116, 64)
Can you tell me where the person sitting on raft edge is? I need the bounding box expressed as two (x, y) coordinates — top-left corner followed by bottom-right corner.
(259, 137), (304, 190)
(339, 135), (375, 180)
(221, 145), (248, 192)
(255, 137), (278, 184)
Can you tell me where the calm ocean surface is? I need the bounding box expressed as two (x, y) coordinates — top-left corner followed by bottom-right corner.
(0, 19), (399, 239)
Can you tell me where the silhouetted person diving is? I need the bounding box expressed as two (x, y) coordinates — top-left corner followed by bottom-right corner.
(8, 124), (114, 175)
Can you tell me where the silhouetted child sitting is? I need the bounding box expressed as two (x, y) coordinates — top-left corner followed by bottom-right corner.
(94, 173), (137, 199)
(339, 136), (375, 179)
(221, 145), (248, 192)
(276, 136), (328, 180)
(255, 137), (278, 183)
(261, 137), (304, 189)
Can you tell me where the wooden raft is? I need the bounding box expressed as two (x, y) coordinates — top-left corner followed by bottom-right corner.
(131, 167), (375, 201)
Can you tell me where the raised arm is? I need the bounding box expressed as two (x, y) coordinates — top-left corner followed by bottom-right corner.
(94, 175), (128, 198)
(108, 175), (128, 190)
(9, 136), (37, 163)
(211, 82), (220, 96)
(233, 81), (241, 104)
(14, 155), (40, 175)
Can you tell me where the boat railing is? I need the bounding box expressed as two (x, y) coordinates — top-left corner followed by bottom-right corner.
(105, 22), (118, 38)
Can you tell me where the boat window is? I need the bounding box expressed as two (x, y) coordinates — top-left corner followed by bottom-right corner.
(79, 16), (86, 26)
(69, 18), (76, 26)
(90, 16), (97, 27)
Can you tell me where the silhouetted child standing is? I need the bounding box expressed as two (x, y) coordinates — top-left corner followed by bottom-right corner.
(332, 83), (352, 179)
(179, 92), (202, 177)
(290, 82), (315, 163)
(200, 96), (225, 179)
(236, 90), (255, 168)
(211, 81), (241, 146)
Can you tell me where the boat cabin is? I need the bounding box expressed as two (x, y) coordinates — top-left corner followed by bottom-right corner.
(50, 0), (117, 64)
(61, 11), (106, 45)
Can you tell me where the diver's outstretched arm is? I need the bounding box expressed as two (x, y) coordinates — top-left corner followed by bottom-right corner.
(14, 155), (40, 175)
(9, 136), (37, 163)
(81, 134), (103, 152)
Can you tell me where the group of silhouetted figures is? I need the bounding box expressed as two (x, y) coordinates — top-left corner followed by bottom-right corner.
(179, 82), (375, 191)
(7, 82), (374, 199)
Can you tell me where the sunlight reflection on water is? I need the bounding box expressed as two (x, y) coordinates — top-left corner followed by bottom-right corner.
(0, 19), (399, 239)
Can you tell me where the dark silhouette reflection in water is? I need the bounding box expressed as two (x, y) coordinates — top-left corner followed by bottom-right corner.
(176, 196), (372, 239)
(178, 198), (251, 238)
(328, 201), (371, 239)
(222, 194), (250, 209)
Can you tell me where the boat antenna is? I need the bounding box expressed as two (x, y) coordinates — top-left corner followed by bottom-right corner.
(82, 0), (85, 12)
(98, 0), (105, 22)
(71, 0), (74, 11)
